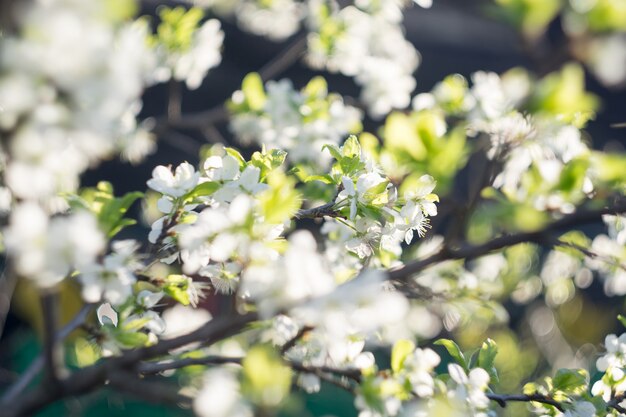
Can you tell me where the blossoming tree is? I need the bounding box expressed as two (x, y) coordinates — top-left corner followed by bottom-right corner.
(1, 0), (626, 417)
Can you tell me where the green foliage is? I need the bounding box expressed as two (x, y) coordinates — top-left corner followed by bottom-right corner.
(391, 339), (416, 374)
(381, 111), (468, 193)
(242, 345), (292, 408)
(579, 0), (626, 32)
(163, 274), (192, 305)
(154, 6), (204, 52)
(477, 338), (499, 383)
(493, 0), (562, 36)
(68, 181), (143, 238)
(103, 0), (138, 21)
(235, 72), (267, 112)
(530, 64), (599, 127)
(250, 147), (288, 181)
(435, 339), (469, 371)
(258, 171), (302, 224)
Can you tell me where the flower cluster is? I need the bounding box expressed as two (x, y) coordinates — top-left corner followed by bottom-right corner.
(314, 136), (438, 268)
(229, 73), (362, 168)
(588, 215), (626, 296)
(150, 7), (224, 89)
(306, 0), (422, 118)
(354, 339), (493, 417)
(0, 0), (156, 208)
(195, 0), (303, 41)
(411, 66), (598, 213)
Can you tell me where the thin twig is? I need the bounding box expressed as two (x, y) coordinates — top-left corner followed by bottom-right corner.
(280, 325), (314, 355)
(138, 355), (242, 375)
(167, 80), (182, 122)
(258, 34), (308, 82)
(295, 202), (342, 220)
(487, 393), (564, 412)
(0, 266), (17, 341)
(108, 371), (192, 406)
(41, 292), (62, 383)
(0, 304), (93, 404)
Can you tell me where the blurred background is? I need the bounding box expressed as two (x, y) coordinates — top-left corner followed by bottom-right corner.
(1, 0), (626, 415)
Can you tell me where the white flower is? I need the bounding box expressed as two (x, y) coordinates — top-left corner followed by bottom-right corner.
(203, 154), (240, 182)
(147, 162), (200, 198)
(194, 368), (252, 417)
(4, 203), (105, 288)
(400, 348), (440, 397)
(162, 304), (212, 340)
(448, 364), (491, 412)
(213, 165), (268, 203)
(236, 0), (303, 41)
(137, 290), (164, 309)
(336, 173), (387, 220)
(172, 19), (223, 90)
(79, 240), (142, 305)
(97, 303), (118, 327)
(597, 333), (626, 372)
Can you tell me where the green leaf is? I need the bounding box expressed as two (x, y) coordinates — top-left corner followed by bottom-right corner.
(391, 339), (415, 374)
(258, 171), (302, 224)
(618, 314), (626, 328)
(241, 72), (267, 111)
(342, 135), (361, 158)
(552, 368), (589, 395)
(225, 147), (246, 167)
(362, 180), (389, 205)
(184, 181), (220, 201)
(477, 339), (499, 383)
(250, 148), (288, 180)
(114, 331), (149, 348)
(477, 339), (498, 369)
(98, 191), (143, 237)
(384, 112), (426, 160)
(163, 274), (191, 305)
(303, 76), (328, 98)
(323, 144), (343, 161)
(435, 339), (468, 370)
(303, 174), (335, 184)
(242, 345), (292, 407)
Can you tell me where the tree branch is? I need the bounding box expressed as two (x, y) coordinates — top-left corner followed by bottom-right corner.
(40, 292), (62, 384)
(0, 304), (93, 404)
(295, 202), (342, 220)
(389, 201), (626, 282)
(258, 34), (308, 82)
(108, 371), (192, 407)
(487, 393), (564, 412)
(3, 312), (257, 417)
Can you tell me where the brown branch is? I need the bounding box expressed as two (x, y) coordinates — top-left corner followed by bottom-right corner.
(0, 266), (17, 341)
(3, 312), (257, 417)
(487, 393), (564, 412)
(41, 292), (63, 384)
(280, 325), (314, 354)
(108, 371), (192, 407)
(167, 79), (182, 122)
(295, 202), (342, 220)
(258, 34), (308, 82)
(0, 304), (93, 404)
(389, 201), (626, 282)
(138, 355), (242, 375)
